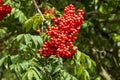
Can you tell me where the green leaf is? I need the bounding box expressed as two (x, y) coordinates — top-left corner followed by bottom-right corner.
(23, 19), (33, 32)
(27, 70), (34, 80)
(0, 57), (6, 67)
(4, 56), (11, 69)
(73, 50), (96, 79)
(95, 76), (102, 80)
(15, 63), (21, 72)
(86, 58), (92, 68)
(82, 21), (88, 28)
(75, 50), (81, 62)
(99, 5), (104, 13)
(19, 13), (27, 23)
(32, 67), (42, 79)
(14, 9), (20, 18)
(34, 63), (46, 74)
(45, 64), (52, 73)
(23, 14), (42, 32)
(70, 60), (74, 65)
(24, 34), (31, 45)
(19, 43), (27, 51)
(20, 61), (31, 70)
(14, 9), (27, 23)
(61, 70), (78, 80)
(83, 70), (90, 80)
(32, 15), (42, 30)
(52, 65), (61, 76)
(31, 69), (40, 80)
(16, 34), (24, 42)
(77, 65), (83, 78)
(31, 35), (43, 46)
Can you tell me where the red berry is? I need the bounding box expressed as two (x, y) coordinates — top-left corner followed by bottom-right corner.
(38, 4), (84, 59)
(0, 0), (12, 21)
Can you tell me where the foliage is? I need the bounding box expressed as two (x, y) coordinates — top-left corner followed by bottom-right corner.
(0, 0), (120, 80)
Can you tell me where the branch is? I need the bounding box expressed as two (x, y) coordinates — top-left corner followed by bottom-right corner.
(99, 19), (120, 24)
(100, 66), (112, 80)
(92, 49), (112, 80)
(86, 11), (101, 16)
(32, 0), (45, 21)
(86, 10), (120, 16)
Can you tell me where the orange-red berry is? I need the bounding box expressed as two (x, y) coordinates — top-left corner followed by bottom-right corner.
(0, 0), (12, 20)
(38, 4), (84, 59)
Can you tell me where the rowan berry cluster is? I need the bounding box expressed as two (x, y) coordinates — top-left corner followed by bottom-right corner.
(38, 4), (84, 59)
(0, 0), (12, 20)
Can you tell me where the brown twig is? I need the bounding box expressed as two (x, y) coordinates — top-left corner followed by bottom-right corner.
(99, 19), (120, 24)
(86, 10), (120, 16)
(32, 0), (45, 21)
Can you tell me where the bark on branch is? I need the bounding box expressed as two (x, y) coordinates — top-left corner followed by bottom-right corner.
(32, 0), (45, 21)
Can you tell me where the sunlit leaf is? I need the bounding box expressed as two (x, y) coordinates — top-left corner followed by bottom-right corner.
(23, 14), (42, 32)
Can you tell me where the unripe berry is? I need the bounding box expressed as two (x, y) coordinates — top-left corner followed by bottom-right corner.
(36, 29), (40, 33)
